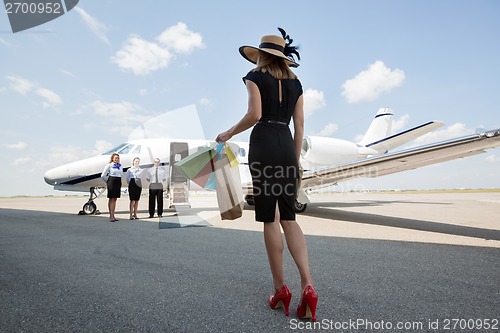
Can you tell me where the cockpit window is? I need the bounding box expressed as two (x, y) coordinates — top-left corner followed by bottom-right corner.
(132, 145), (141, 154)
(103, 143), (127, 154)
(118, 144), (133, 154)
(103, 143), (131, 155)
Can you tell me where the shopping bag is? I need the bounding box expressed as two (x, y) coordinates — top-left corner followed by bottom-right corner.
(174, 146), (217, 180)
(191, 153), (218, 188)
(224, 144), (239, 168)
(204, 171), (217, 191)
(214, 154), (244, 220)
(204, 143), (237, 191)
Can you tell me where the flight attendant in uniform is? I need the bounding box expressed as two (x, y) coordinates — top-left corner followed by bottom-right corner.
(215, 28), (317, 321)
(101, 153), (123, 222)
(126, 157), (142, 220)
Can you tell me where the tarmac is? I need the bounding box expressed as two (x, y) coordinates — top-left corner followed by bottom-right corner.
(0, 191), (499, 332)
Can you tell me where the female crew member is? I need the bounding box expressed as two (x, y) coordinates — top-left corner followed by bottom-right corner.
(126, 157), (142, 219)
(101, 153), (123, 222)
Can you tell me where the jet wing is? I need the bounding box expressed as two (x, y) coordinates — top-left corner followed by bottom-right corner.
(301, 128), (500, 190)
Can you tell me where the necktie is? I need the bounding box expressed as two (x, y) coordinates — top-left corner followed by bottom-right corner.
(156, 167), (159, 183)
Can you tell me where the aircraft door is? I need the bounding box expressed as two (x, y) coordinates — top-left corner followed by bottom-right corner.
(170, 142), (189, 182)
(169, 142), (190, 208)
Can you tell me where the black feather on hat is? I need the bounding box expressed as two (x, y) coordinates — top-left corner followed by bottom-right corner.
(239, 27), (300, 67)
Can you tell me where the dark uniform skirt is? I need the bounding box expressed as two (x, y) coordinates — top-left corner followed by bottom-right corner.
(248, 122), (299, 222)
(107, 176), (122, 198)
(128, 178), (142, 201)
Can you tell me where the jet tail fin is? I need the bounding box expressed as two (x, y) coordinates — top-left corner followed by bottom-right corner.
(357, 108), (393, 147)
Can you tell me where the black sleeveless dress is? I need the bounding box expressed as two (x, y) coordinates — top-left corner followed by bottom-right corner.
(244, 70), (303, 222)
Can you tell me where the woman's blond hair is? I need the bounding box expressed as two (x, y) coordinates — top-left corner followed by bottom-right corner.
(254, 51), (297, 80)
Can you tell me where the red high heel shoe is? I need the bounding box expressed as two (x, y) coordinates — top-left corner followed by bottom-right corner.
(297, 285), (318, 321)
(269, 285), (292, 316)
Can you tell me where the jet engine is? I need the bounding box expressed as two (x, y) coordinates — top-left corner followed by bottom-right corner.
(300, 136), (362, 167)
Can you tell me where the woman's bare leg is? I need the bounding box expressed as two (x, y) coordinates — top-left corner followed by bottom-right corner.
(280, 219), (313, 290)
(109, 198), (117, 220)
(263, 205), (285, 290)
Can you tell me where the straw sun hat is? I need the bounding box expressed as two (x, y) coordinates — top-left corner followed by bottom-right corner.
(239, 28), (300, 67)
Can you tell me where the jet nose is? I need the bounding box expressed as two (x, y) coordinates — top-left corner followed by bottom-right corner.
(44, 168), (60, 185)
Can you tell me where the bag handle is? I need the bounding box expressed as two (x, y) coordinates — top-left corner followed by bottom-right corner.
(214, 142), (239, 167)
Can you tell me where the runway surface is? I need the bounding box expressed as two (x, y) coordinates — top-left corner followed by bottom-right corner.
(1, 192), (499, 332)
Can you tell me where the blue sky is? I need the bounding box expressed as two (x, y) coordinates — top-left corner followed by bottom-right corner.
(1, 0), (499, 196)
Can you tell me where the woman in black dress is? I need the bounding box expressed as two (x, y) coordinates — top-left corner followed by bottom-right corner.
(216, 28), (317, 321)
(126, 157), (142, 219)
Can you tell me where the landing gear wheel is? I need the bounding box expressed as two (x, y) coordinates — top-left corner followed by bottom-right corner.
(77, 186), (104, 215)
(245, 195), (255, 206)
(294, 200), (307, 213)
(82, 201), (97, 215)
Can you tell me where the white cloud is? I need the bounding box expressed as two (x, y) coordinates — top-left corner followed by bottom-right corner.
(391, 114), (410, 134)
(35, 88), (62, 108)
(12, 157), (31, 166)
(92, 140), (114, 155)
(85, 100), (163, 137)
(315, 123), (339, 137)
(303, 88), (326, 118)
(4, 141), (28, 149)
(88, 100), (152, 136)
(138, 89), (148, 96)
(74, 7), (110, 44)
(341, 61), (405, 104)
(199, 97), (213, 109)
(60, 69), (76, 77)
(157, 22), (205, 54)
(112, 23), (204, 76)
(7, 75), (34, 95)
(90, 100), (142, 120)
(40, 145), (83, 168)
(7, 76), (63, 108)
(39, 141), (113, 169)
(111, 35), (173, 75)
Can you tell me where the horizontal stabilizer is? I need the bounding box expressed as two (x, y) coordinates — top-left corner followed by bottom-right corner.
(365, 121), (444, 153)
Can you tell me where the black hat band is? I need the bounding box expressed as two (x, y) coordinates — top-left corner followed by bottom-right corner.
(259, 42), (284, 53)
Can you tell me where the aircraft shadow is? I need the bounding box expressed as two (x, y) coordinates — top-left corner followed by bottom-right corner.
(302, 202), (500, 241)
(309, 199), (449, 209)
(113, 203), (255, 217)
(113, 207), (220, 216)
(99, 202), (500, 241)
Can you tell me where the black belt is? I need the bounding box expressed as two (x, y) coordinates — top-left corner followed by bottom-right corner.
(260, 120), (288, 126)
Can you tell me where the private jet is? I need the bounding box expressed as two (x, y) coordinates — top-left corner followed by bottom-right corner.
(44, 107), (500, 215)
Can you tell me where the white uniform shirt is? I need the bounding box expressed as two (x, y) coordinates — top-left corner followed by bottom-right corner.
(146, 166), (167, 184)
(126, 167), (142, 184)
(101, 163), (123, 182)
